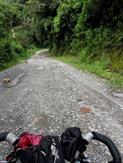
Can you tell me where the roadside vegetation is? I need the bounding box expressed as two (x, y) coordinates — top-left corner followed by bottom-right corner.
(0, 0), (123, 87)
(0, 0), (39, 71)
(55, 55), (123, 87)
(0, 47), (38, 71)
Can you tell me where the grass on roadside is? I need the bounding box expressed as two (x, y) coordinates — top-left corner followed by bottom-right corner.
(0, 47), (38, 72)
(55, 55), (123, 88)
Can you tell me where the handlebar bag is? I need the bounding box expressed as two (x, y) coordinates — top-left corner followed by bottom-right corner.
(6, 133), (65, 163)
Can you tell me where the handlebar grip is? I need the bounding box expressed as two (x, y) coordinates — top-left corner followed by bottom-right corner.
(0, 132), (9, 142)
(0, 132), (18, 146)
(92, 132), (122, 163)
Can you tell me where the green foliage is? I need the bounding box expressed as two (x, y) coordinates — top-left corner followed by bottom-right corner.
(0, 47), (38, 71)
(23, 0), (61, 47)
(0, 1), (22, 37)
(0, 0), (123, 79)
(0, 38), (13, 63)
(51, 0), (83, 54)
(50, 0), (123, 73)
(15, 28), (34, 48)
(0, 0), (33, 68)
(79, 49), (89, 62)
(0, 38), (23, 64)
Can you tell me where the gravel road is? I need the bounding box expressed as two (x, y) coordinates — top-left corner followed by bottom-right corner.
(0, 50), (123, 162)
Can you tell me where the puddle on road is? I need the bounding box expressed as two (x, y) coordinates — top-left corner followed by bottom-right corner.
(1, 73), (26, 88)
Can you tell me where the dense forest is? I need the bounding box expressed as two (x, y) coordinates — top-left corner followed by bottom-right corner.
(0, 0), (123, 74)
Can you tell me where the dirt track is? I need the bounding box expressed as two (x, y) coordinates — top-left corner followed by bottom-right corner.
(0, 50), (123, 162)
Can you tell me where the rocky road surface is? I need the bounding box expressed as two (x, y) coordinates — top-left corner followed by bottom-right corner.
(0, 50), (123, 162)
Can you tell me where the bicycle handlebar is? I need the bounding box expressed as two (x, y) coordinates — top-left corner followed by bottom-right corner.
(0, 132), (9, 142)
(92, 132), (122, 163)
(0, 131), (122, 163)
(83, 132), (122, 163)
(0, 132), (18, 145)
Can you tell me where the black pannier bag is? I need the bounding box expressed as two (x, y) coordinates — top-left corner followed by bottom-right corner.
(60, 127), (88, 162)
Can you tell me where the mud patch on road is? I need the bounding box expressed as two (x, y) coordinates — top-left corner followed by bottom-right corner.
(80, 106), (91, 113)
(78, 99), (92, 113)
